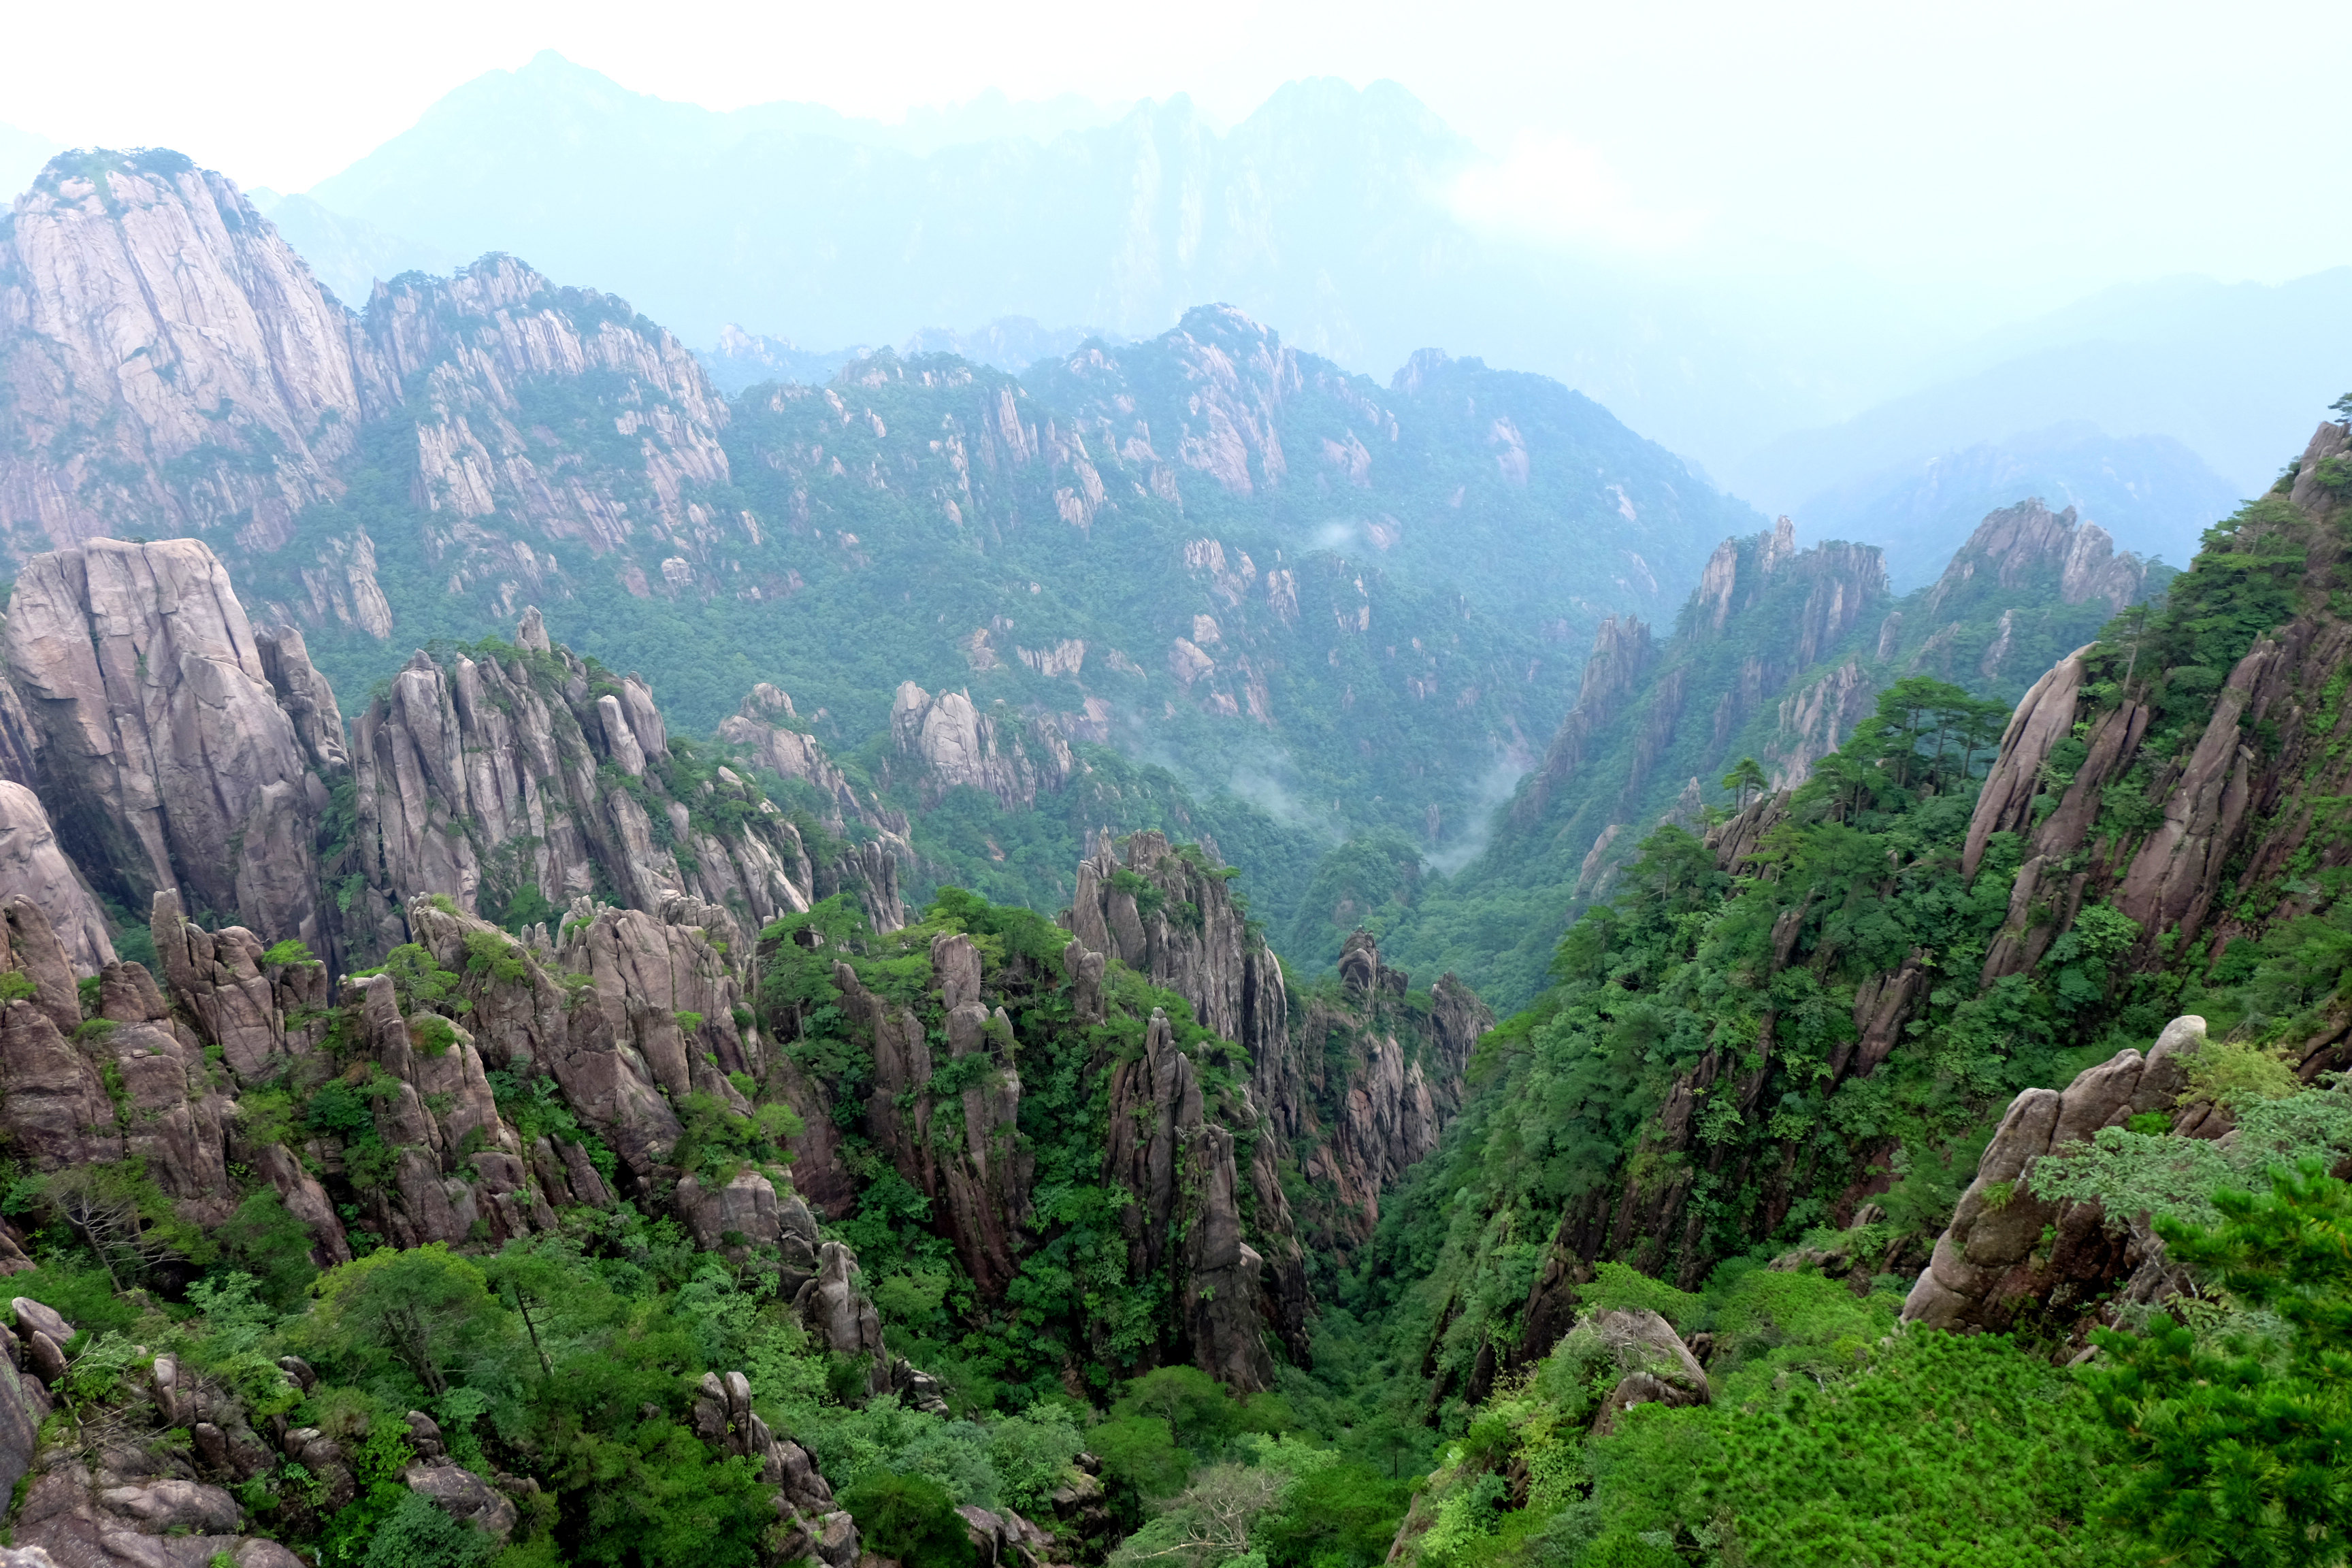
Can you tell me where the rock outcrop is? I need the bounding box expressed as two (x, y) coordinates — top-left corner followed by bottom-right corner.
(0, 151), (380, 553)
(755, 829), (1486, 1394)
(1903, 1016), (2204, 1337)
(687, 1371), (860, 1566)
(0, 151), (746, 631)
(4, 539), (353, 961)
(1581, 1308), (1713, 1436)
(717, 684), (906, 847)
(1920, 499), (2151, 620)
(1958, 423), (2352, 978)
(0, 784), (114, 974)
(355, 619), (798, 928)
(888, 683), (1073, 809)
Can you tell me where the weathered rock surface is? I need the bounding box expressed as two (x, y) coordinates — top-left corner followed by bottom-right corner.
(0, 152), (745, 638)
(355, 618), (792, 928)
(0, 153), (380, 553)
(887, 683), (1073, 809)
(403, 1461), (518, 1543)
(1902, 1015), (2204, 1336)
(1582, 1309), (1712, 1436)
(1921, 499), (2151, 621)
(0, 785), (114, 974)
(5, 539), (348, 960)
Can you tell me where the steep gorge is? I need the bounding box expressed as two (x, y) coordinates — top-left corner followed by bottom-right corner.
(0, 526), (1490, 1566)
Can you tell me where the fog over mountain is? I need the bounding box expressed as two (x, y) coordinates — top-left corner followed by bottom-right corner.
(0, 14), (2348, 1567)
(298, 54), (1921, 471)
(270, 52), (2349, 582)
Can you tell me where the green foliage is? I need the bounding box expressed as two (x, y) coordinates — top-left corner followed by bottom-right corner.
(1258, 1453), (1413, 1568)
(463, 931), (530, 986)
(306, 1244), (520, 1398)
(0, 970), (37, 1003)
(1567, 1330), (2117, 1565)
(1088, 1414), (1188, 1499)
(361, 945), (463, 1013)
(1350, 684), (2068, 1407)
(2032, 1088), (2352, 1234)
(362, 1491), (496, 1568)
(1113, 1365), (1249, 1458)
(1578, 1262), (1703, 1333)
(565, 1419), (774, 1568)
(263, 938), (319, 968)
(214, 1190), (322, 1308)
(838, 1471), (978, 1567)
(2184, 1039), (2304, 1110)
(2090, 1164), (2352, 1567)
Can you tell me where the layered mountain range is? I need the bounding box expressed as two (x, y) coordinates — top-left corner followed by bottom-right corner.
(1382, 494), (2168, 1006)
(0, 521), (1490, 1565)
(1365, 418), (2352, 1561)
(0, 125), (2330, 1568)
(0, 145), (1766, 936)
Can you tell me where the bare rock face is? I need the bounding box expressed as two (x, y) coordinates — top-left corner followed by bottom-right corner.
(0, 786), (113, 974)
(0, 899), (122, 1173)
(1102, 1009), (1275, 1390)
(1961, 647), (2093, 881)
(4, 539), (345, 960)
(887, 683), (1072, 808)
(1045, 304), (1302, 501)
(1902, 1016), (2204, 1335)
(823, 940), (1031, 1298)
(1921, 499), (2150, 620)
(1580, 1309), (1712, 1435)
(14, 1453), (299, 1568)
(687, 1369), (860, 1567)
(1511, 615), (1656, 830)
(717, 685), (903, 840)
(0, 149), (749, 649)
(403, 1462), (518, 1544)
(0, 152), (382, 553)
(367, 255), (734, 582)
(354, 614), (904, 942)
(151, 889), (332, 1085)
(1066, 831), (1284, 1054)
(794, 1242), (892, 1397)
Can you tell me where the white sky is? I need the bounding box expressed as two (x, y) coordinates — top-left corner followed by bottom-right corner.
(2, 0), (2347, 322)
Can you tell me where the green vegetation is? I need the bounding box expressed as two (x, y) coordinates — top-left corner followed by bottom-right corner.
(1386, 521), (2170, 1011)
(2090, 1165), (2352, 1567)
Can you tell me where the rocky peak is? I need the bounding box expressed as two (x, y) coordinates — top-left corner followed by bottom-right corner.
(3, 538), (351, 960)
(0, 150), (746, 642)
(1510, 614), (1656, 828)
(1692, 519), (1884, 646)
(1389, 346), (1452, 396)
(1035, 304), (1305, 501)
(1923, 498), (2150, 619)
(1902, 1017), (2205, 1341)
(351, 608), (845, 936)
(887, 682), (1073, 809)
(715, 683), (906, 847)
(0, 150), (381, 555)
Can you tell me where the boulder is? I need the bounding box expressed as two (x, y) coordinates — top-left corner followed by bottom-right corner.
(404, 1463), (519, 1543)
(1903, 1017), (2206, 1334)
(1580, 1309), (1712, 1435)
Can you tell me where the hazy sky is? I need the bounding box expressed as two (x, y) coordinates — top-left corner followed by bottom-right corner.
(2, 0), (2346, 322)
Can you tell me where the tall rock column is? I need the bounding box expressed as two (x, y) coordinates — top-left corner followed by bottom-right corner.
(4, 540), (345, 962)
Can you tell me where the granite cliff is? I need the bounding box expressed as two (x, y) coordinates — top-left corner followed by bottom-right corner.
(0, 148), (1772, 938)
(760, 828), (1488, 1394)
(1388, 500), (2170, 1010)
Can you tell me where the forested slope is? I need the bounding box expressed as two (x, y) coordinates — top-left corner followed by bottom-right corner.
(1322, 419), (2352, 1565)
(1381, 499), (2170, 1008)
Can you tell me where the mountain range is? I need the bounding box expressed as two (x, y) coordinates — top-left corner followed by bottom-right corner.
(0, 115), (2340, 1568)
